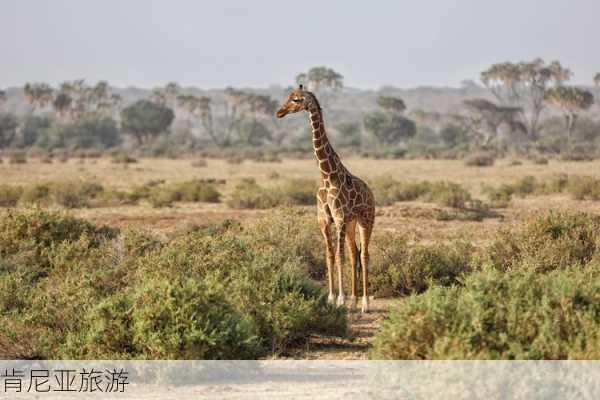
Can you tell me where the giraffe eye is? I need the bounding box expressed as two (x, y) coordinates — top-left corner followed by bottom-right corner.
(292, 98), (301, 103)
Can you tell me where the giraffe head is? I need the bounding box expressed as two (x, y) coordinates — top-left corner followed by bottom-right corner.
(276, 85), (320, 118)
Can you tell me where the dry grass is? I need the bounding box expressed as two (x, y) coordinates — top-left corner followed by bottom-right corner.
(1, 157), (600, 243)
(2, 156), (600, 360)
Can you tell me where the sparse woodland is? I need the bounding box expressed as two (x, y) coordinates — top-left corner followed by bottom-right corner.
(0, 61), (599, 160)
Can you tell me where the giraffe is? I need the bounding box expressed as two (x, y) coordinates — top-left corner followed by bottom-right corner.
(276, 85), (375, 313)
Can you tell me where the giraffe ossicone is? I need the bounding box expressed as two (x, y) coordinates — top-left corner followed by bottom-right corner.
(276, 86), (375, 313)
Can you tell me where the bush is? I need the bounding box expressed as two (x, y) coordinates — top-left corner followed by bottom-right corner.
(532, 156), (549, 165)
(51, 181), (104, 208)
(277, 179), (317, 206)
(191, 158), (208, 168)
(425, 182), (471, 208)
(173, 181), (221, 203)
(20, 184), (51, 205)
(0, 207), (116, 272)
(464, 152), (495, 167)
(8, 151), (27, 164)
(484, 211), (599, 272)
(147, 180), (221, 207)
(111, 153), (138, 164)
(370, 232), (473, 297)
(228, 180), (279, 209)
(370, 177), (430, 206)
(566, 175), (600, 200)
(0, 208), (345, 359)
(435, 200), (497, 221)
(512, 176), (537, 196)
(130, 277), (260, 359)
(248, 209), (325, 280)
(0, 185), (23, 207)
(371, 267), (600, 359)
(482, 184), (513, 208)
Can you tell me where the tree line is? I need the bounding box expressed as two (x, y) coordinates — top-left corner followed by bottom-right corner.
(0, 62), (598, 156)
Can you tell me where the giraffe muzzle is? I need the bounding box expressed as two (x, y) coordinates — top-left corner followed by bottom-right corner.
(276, 108), (288, 118)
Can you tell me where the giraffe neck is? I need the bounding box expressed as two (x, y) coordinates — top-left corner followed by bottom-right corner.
(308, 106), (345, 185)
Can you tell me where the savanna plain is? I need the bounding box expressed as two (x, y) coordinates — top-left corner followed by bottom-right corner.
(2, 154), (599, 360)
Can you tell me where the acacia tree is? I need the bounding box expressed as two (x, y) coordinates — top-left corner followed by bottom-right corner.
(177, 94), (223, 147)
(0, 113), (18, 148)
(25, 80), (121, 122)
(239, 93), (279, 145)
(151, 81), (181, 109)
(0, 90), (6, 111)
(24, 83), (54, 113)
(221, 88), (281, 146)
(121, 100), (175, 144)
(544, 86), (594, 150)
(480, 59), (571, 138)
(295, 66), (343, 92)
(462, 98), (525, 145)
(377, 96), (406, 114)
(594, 73), (600, 87)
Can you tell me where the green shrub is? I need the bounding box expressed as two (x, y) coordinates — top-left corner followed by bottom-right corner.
(371, 267), (600, 359)
(143, 180), (221, 207)
(482, 184), (513, 208)
(130, 277), (260, 359)
(425, 182), (471, 208)
(370, 232), (473, 297)
(128, 180), (164, 202)
(111, 153), (138, 164)
(370, 177), (430, 206)
(50, 181), (104, 208)
(248, 209), (325, 280)
(228, 180), (279, 209)
(0, 209), (346, 359)
(7, 151), (27, 164)
(20, 183), (51, 205)
(532, 156), (549, 165)
(0, 185), (24, 207)
(0, 207), (116, 268)
(133, 226), (346, 354)
(435, 200), (497, 222)
(191, 158), (208, 168)
(566, 175), (600, 200)
(171, 181), (221, 203)
(147, 188), (177, 208)
(277, 179), (317, 206)
(464, 152), (495, 167)
(484, 211), (599, 272)
(512, 176), (538, 197)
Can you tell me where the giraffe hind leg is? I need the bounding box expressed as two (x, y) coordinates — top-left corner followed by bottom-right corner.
(357, 216), (373, 313)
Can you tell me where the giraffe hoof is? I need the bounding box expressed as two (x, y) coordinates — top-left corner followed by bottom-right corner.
(336, 295), (345, 307)
(327, 293), (335, 304)
(361, 297), (370, 314)
(349, 296), (357, 310)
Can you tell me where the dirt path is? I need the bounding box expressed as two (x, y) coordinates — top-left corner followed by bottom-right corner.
(283, 298), (396, 360)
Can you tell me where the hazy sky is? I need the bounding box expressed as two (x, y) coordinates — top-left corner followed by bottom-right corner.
(2, 0), (599, 89)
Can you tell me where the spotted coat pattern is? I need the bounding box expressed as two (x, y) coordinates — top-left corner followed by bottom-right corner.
(276, 88), (375, 312)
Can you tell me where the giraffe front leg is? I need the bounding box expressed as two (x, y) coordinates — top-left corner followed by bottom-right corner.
(318, 213), (335, 304)
(335, 220), (347, 307)
(345, 220), (358, 311)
